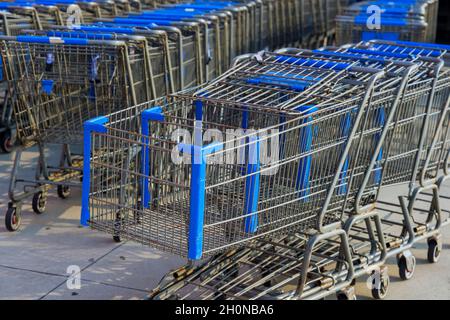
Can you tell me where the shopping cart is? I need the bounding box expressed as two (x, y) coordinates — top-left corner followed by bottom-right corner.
(28, 26), (175, 98)
(335, 0), (438, 45)
(82, 51), (409, 259)
(0, 35), (151, 231)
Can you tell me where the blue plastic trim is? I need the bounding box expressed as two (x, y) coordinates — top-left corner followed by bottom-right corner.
(194, 99), (203, 121)
(246, 75), (310, 91)
(16, 36), (90, 45)
(369, 43), (442, 57)
(243, 136), (260, 233)
(141, 107), (164, 209)
(41, 79), (54, 94)
(392, 41), (450, 51)
(47, 31), (114, 40)
(346, 48), (410, 59)
(81, 116), (109, 226)
(362, 31), (400, 41)
(312, 49), (388, 64)
(71, 26), (136, 34)
(180, 142), (223, 260)
(275, 56), (351, 71)
(354, 15), (407, 26)
(296, 105), (318, 200)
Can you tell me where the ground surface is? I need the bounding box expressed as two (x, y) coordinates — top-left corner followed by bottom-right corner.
(0, 146), (449, 300)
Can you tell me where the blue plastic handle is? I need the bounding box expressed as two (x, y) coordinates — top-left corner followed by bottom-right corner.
(312, 49), (388, 63)
(16, 35), (89, 45)
(370, 43), (443, 57)
(345, 48), (411, 59)
(246, 75), (310, 91)
(47, 31), (114, 40)
(71, 26), (137, 34)
(275, 55), (352, 71)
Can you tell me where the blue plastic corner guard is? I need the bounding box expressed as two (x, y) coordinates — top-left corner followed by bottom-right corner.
(296, 105), (318, 200)
(362, 31), (400, 42)
(243, 135), (260, 233)
(80, 116), (109, 226)
(178, 142), (223, 260)
(41, 79), (54, 94)
(274, 55), (351, 71)
(141, 107), (164, 209)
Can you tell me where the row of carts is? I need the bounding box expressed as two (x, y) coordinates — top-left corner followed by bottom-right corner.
(81, 39), (450, 300)
(0, 0), (353, 155)
(336, 0), (439, 45)
(0, 0), (350, 231)
(0, 0), (448, 301)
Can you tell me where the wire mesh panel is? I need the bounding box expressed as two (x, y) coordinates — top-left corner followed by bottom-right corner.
(0, 36), (145, 145)
(83, 53), (403, 259)
(150, 231), (354, 300)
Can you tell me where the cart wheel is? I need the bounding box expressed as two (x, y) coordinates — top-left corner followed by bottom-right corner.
(57, 185), (71, 199)
(371, 270), (389, 300)
(113, 216), (122, 242)
(5, 206), (21, 232)
(336, 291), (356, 300)
(0, 131), (14, 153)
(427, 239), (441, 263)
(32, 192), (47, 214)
(398, 255), (415, 280)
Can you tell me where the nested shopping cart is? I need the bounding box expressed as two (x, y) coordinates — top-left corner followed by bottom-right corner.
(146, 45), (449, 300)
(348, 40), (450, 275)
(0, 35), (151, 231)
(28, 27), (176, 98)
(292, 42), (450, 282)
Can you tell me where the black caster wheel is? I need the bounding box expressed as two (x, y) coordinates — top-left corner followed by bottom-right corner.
(371, 268), (389, 300)
(113, 216), (122, 242)
(398, 254), (416, 280)
(336, 286), (356, 300)
(0, 131), (14, 153)
(57, 185), (70, 199)
(427, 239), (441, 263)
(5, 206), (21, 232)
(32, 192), (47, 214)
